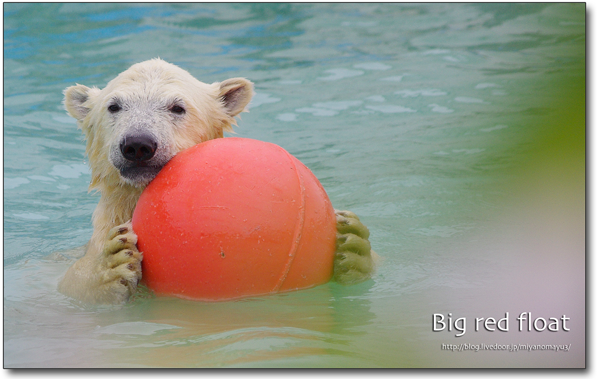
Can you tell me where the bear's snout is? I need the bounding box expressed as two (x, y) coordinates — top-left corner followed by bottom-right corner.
(120, 134), (157, 162)
(112, 132), (169, 187)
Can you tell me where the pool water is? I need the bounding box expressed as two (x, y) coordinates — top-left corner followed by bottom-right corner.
(4, 3), (585, 368)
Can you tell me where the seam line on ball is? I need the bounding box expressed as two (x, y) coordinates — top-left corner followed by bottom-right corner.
(271, 146), (306, 292)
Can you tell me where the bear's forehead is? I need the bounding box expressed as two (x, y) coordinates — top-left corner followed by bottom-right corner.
(102, 67), (211, 100)
(110, 73), (188, 90)
(103, 78), (195, 103)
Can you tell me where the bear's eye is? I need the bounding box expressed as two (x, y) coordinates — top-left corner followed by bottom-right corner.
(169, 105), (186, 115)
(108, 104), (122, 113)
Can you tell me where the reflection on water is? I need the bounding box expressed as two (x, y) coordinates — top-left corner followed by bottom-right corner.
(4, 3), (584, 367)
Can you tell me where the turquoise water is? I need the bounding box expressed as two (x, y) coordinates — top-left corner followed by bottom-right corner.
(4, 3), (585, 368)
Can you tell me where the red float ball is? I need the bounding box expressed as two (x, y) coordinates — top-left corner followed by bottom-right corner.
(132, 137), (337, 301)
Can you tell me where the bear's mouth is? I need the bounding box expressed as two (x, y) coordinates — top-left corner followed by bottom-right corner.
(119, 164), (165, 187)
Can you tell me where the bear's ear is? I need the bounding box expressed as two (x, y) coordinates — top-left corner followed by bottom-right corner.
(218, 78), (254, 117)
(64, 84), (99, 121)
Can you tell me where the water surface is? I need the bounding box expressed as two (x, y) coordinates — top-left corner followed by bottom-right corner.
(4, 3), (585, 368)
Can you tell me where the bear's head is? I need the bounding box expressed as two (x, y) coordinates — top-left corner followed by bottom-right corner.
(63, 58), (254, 190)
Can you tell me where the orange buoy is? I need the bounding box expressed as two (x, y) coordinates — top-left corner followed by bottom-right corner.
(132, 137), (337, 301)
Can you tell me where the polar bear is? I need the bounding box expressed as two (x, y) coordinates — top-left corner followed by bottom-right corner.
(58, 58), (376, 304)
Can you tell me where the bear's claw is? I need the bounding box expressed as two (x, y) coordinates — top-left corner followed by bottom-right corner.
(333, 210), (377, 285)
(100, 221), (143, 302)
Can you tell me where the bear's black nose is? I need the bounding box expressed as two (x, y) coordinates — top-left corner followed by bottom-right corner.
(120, 134), (157, 162)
